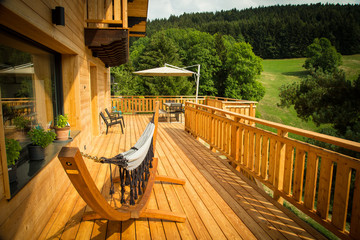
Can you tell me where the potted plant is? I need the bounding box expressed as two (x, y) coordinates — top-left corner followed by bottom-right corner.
(5, 138), (21, 183)
(54, 114), (70, 141)
(13, 115), (31, 140)
(28, 126), (56, 160)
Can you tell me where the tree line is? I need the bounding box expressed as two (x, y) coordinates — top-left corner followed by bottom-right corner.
(113, 29), (264, 101)
(147, 3), (360, 59)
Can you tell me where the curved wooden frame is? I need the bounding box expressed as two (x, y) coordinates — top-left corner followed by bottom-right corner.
(58, 102), (186, 222)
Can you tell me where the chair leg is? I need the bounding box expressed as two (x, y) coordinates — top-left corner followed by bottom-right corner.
(106, 125), (109, 135)
(120, 121), (124, 134)
(122, 117), (125, 128)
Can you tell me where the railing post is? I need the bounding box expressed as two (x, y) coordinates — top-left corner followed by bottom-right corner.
(249, 104), (254, 125)
(273, 129), (288, 204)
(195, 105), (199, 140)
(131, 96), (134, 114)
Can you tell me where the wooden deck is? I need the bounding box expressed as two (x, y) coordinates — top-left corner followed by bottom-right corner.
(39, 114), (326, 240)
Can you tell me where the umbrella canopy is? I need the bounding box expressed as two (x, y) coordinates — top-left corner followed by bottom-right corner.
(133, 66), (194, 77)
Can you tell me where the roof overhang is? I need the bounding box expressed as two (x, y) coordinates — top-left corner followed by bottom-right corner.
(85, 28), (129, 67)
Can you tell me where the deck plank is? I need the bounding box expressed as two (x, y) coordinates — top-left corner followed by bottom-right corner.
(40, 114), (325, 240)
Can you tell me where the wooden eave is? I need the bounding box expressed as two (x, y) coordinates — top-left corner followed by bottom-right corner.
(85, 28), (129, 67)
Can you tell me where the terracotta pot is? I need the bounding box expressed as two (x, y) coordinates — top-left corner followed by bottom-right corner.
(54, 126), (70, 141)
(28, 145), (45, 161)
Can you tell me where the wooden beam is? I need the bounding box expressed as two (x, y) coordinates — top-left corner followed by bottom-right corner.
(122, 0), (128, 29)
(86, 19), (123, 24)
(84, 28), (128, 46)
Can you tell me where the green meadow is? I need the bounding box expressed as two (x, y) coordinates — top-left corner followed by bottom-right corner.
(257, 54), (360, 133)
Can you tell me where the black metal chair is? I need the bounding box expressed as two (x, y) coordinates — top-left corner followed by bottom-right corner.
(105, 108), (125, 128)
(100, 112), (124, 134)
(168, 103), (183, 123)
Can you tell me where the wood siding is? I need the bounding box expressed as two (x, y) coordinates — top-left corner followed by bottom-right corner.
(0, 0), (112, 239)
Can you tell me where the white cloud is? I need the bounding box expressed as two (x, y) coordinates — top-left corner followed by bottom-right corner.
(147, 0), (360, 20)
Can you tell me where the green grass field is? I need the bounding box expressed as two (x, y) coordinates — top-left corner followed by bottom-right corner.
(257, 54), (360, 133)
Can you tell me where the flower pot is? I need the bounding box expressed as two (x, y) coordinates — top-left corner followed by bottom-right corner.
(54, 126), (70, 141)
(28, 145), (45, 161)
(8, 165), (17, 183)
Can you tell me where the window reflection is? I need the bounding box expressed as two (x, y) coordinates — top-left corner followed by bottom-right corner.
(0, 27), (59, 196)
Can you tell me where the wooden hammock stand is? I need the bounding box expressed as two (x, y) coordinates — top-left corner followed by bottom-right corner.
(58, 102), (186, 222)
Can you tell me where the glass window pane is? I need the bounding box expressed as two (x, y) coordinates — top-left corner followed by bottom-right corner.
(0, 27), (59, 196)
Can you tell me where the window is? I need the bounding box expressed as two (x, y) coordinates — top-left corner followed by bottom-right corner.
(0, 26), (62, 196)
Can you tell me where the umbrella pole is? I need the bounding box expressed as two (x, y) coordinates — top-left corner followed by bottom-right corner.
(195, 65), (200, 104)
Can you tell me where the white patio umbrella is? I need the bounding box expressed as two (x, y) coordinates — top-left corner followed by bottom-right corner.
(134, 63), (201, 103)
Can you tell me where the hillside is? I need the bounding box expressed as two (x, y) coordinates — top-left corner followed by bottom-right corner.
(146, 4), (360, 59)
(257, 55), (360, 133)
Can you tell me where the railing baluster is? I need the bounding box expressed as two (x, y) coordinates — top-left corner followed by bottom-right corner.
(268, 138), (277, 184)
(261, 136), (269, 179)
(254, 133), (262, 175)
(238, 126), (244, 165)
(293, 149), (306, 202)
(283, 144), (294, 195)
(243, 129), (249, 168)
(231, 119), (240, 165)
(226, 121), (231, 154)
(332, 162), (351, 231)
(303, 152), (319, 210)
(248, 131), (255, 171)
(316, 157), (334, 220)
(350, 169), (360, 238)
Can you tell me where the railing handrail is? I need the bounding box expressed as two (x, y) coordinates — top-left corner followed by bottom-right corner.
(186, 102), (360, 153)
(111, 95), (205, 98)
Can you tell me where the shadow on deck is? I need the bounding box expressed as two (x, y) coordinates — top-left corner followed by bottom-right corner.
(39, 114), (326, 239)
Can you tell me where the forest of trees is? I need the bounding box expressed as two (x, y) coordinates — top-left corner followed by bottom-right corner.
(113, 3), (360, 103)
(146, 3), (360, 59)
(113, 29), (264, 100)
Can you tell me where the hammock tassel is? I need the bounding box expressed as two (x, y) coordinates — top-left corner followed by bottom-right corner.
(119, 168), (126, 204)
(129, 170), (135, 205)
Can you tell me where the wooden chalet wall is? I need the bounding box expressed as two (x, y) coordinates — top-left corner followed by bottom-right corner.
(0, 0), (113, 239)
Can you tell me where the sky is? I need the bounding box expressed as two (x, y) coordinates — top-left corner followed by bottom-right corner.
(147, 0), (360, 20)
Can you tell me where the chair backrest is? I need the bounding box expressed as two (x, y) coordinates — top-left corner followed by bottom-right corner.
(104, 108), (111, 118)
(100, 112), (109, 125)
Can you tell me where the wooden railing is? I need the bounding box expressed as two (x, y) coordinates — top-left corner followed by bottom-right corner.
(111, 96), (256, 118)
(206, 97), (257, 121)
(86, 0), (128, 28)
(185, 102), (360, 239)
(111, 96), (205, 113)
(1, 98), (35, 124)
